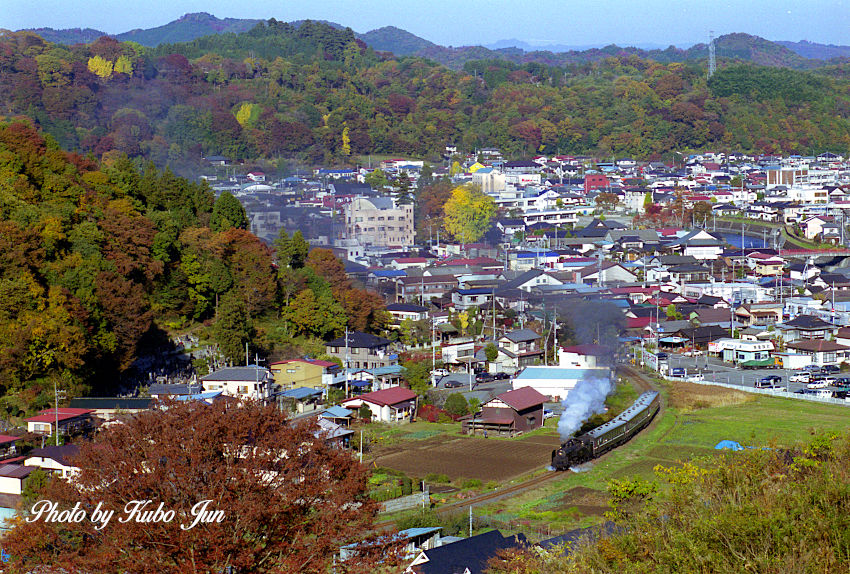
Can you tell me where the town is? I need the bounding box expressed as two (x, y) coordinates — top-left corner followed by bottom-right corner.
(3, 144), (850, 571)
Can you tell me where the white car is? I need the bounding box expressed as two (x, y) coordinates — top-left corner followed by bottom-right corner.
(682, 350), (703, 357)
(807, 379), (830, 389)
(789, 373), (811, 383)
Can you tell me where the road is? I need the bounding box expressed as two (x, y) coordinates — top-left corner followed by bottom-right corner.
(662, 352), (813, 393)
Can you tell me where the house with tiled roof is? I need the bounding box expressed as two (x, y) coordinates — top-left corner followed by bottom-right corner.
(463, 387), (547, 436)
(200, 366), (275, 402)
(25, 408), (94, 437)
(326, 332), (396, 370)
(341, 387), (418, 423)
(785, 339), (849, 366)
(493, 329), (543, 374)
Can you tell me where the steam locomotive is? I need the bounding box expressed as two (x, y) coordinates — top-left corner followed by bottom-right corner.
(551, 391), (660, 471)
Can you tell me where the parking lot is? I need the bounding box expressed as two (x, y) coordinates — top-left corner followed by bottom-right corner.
(660, 352), (847, 395)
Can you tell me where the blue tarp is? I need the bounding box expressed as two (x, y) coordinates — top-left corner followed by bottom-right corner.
(715, 440), (745, 451)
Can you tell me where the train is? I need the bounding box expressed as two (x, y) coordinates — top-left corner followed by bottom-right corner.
(551, 391), (660, 471)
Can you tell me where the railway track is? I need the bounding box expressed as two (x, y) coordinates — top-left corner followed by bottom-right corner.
(372, 364), (660, 532)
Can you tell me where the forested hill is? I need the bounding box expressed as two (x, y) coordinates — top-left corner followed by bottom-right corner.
(3, 21), (850, 174)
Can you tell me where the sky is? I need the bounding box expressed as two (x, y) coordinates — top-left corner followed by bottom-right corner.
(5, 0), (850, 49)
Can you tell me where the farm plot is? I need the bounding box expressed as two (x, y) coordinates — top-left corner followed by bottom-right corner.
(370, 433), (560, 482)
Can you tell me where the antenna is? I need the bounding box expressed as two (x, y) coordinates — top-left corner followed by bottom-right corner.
(708, 31), (716, 79)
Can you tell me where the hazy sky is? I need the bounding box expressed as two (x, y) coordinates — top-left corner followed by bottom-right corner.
(5, 0), (850, 48)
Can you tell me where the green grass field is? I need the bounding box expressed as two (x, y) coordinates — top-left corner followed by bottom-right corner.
(475, 392), (850, 537)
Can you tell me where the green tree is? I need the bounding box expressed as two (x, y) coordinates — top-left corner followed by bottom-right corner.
(212, 290), (252, 365)
(210, 191), (248, 232)
(485, 343), (499, 363)
(395, 172), (413, 204)
(444, 393), (469, 417)
(442, 186), (496, 245)
(402, 359), (433, 395)
(364, 169), (389, 189)
(274, 229), (309, 269)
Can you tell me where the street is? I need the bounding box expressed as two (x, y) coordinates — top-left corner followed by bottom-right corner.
(662, 352), (810, 393)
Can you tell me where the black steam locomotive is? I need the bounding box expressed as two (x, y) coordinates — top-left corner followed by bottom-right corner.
(551, 391), (660, 471)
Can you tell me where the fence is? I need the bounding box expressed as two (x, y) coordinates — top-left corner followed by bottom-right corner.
(380, 490), (430, 513)
(668, 376), (850, 407)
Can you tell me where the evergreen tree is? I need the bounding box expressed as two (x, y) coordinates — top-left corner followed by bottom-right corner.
(210, 191), (248, 232)
(213, 291), (252, 365)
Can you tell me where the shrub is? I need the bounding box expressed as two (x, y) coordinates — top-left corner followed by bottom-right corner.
(461, 478), (482, 489)
(424, 473), (450, 484)
(444, 393), (469, 417)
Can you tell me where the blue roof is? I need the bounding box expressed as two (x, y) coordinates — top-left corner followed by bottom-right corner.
(173, 391), (223, 402)
(372, 269), (407, 277)
(351, 381), (371, 388)
(366, 365), (404, 376)
(457, 288), (493, 295)
(320, 406), (353, 418)
(516, 251), (558, 259)
(278, 387), (322, 399)
(399, 527), (442, 538)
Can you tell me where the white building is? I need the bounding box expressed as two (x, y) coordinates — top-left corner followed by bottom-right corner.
(511, 366), (611, 401)
(200, 366), (274, 402)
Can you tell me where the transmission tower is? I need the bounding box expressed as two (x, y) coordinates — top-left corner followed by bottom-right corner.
(708, 31), (716, 78)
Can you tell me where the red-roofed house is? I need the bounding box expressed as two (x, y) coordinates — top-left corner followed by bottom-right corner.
(269, 359), (340, 391)
(26, 408), (93, 436)
(463, 387), (547, 436)
(0, 436), (18, 460)
(341, 387), (418, 423)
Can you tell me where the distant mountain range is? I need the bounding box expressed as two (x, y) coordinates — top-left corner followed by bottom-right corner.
(21, 13), (850, 70)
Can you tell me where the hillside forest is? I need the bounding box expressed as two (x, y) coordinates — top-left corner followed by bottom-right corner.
(0, 122), (387, 417)
(3, 21), (850, 177)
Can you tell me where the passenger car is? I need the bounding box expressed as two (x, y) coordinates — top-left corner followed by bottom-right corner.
(789, 372), (811, 383)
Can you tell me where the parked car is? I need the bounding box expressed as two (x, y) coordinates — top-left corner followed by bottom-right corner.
(832, 390), (850, 399)
(820, 365), (840, 374)
(789, 372), (811, 383)
(443, 380), (463, 389)
(833, 377), (850, 388)
(670, 367), (686, 378)
(543, 409), (555, 419)
(801, 388), (833, 398)
(475, 372), (496, 383)
(759, 375), (782, 384)
(682, 349), (703, 357)
(491, 372), (510, 380)
(755, 376), (785, 391)
(807, 379), (830, 389)
(431, 368), (449, 378)
(656, 352), (669, 360)
(801, 365), (821, 373)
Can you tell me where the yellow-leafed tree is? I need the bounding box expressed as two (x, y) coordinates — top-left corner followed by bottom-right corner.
(114, 55), (133, 75)
(442, 185), (497, 245)
(87, 55), (113, 79)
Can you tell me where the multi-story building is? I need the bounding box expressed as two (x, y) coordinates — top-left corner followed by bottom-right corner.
(326, 332), (396, 370)
(345, 197), (414, 248)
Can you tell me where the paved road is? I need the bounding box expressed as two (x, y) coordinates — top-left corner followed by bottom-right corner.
(661, 352), (817, 394)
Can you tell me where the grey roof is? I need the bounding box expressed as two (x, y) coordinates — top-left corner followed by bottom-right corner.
(27, 445), (80, 467)
(148, 383), (203, 396)
(326, 331), (392, 349)
(501, 329), (541, 343)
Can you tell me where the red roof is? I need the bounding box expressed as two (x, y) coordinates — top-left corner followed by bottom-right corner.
(346, 387), (417, 407)
(560, 344), (610, 357)
(438, 257), (501, 267)
(0, 436), (18, 445)
(627, 316), (653, 329)
(26, 408), (93, 424)
(496, 387), (547, 411)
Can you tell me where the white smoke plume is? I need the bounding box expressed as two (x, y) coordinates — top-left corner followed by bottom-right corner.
(558, 377), (613, 441)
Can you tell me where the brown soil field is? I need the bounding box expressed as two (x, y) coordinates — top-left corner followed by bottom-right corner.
(369, 433), (561, 482)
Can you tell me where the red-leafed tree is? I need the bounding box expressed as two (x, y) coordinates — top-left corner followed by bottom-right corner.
(3, 400), (401, 573)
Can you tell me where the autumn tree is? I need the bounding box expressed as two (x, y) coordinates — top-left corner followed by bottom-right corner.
(210, 191), (248, 232)
(275, 229), (309, 270)
(3, 399), (401, 573)
(442, 185), (497, 245)
(595, 192), (620, 210)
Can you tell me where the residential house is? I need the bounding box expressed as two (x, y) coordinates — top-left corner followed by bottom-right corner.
(25, 445), (81, 481)
(0, 437), (18, 460)
(276, 387), (323, 415)
(326, 332), (396, 370)
(396, 275), (458, 303)
(341, 387), (418, 423)
(747, 252), (785, 276)
(148, 383), (203, 399)
(386, 303), (429, 324)
(67, 398), (152, 421)
(451, 288), (493, 311)
(666, 229), (724, 260)
(462, 387), (547, 436)
(493, 329), (543, 374)
(575, 262), (638, 285)
(0, 465), (34, 496)
(200, 366), (275, 402)
(735, 302), (783, 326)
(25, 408), (93, 437)
(557, 344), (611, 368)
(786, 339), (849, 366)
(777, 315), (839, 342)
(407, 530), (528, 574)
(510, 365), (610, 399)
(269, 359), (339, 391)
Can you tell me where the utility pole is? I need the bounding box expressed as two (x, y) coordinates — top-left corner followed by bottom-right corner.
(54, 380), (65, 446)
(469, 505), (473, 537)
(344, 327), (350, 398)
(245, 342), (249, 367)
